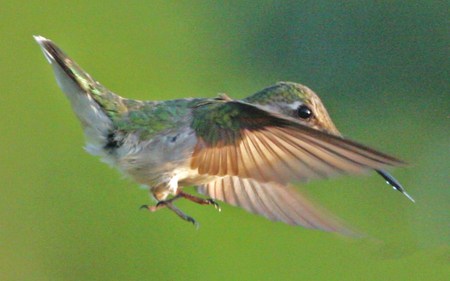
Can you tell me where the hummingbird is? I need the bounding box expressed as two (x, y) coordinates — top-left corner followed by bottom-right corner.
(34, 35), (414, 233)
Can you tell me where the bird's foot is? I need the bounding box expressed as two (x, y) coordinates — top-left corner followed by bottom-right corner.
(164, 201), (199, 227)
(140, 191), (220, 227)
(178, 191), (221, 212)
(205, 198), (221, 211)
(140, 192), (182, 212)
(140, 198), (199, 228)
(140, 204), (164, 212)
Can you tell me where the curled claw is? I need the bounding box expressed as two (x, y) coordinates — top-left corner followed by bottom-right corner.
(186, 216), (200, 228)
(207, 199), (221, 212)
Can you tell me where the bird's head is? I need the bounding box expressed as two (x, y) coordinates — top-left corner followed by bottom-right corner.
(244, 82), (341, 136)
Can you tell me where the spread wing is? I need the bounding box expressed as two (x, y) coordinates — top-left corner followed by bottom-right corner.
(197, 176), (354, 234)
(191, 100), (405, 185)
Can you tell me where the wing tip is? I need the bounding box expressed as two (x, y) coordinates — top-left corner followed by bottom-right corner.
(376, 169), (415, 203)
(402, 191), (415, 203)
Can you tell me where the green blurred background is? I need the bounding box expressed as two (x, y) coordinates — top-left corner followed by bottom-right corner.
(1, 1), (449, 280)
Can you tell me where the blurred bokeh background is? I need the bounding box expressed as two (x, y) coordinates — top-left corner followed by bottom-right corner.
(1, 1), (448, 280)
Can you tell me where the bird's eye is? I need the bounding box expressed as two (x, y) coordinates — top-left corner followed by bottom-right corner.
(297, 105), (312, 119)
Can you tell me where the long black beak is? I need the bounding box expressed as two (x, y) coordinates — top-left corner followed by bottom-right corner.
(376, 169), (415, 202)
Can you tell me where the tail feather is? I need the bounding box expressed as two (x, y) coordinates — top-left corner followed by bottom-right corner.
(34, 35), (125, 115)
(34, 35), (117, 148)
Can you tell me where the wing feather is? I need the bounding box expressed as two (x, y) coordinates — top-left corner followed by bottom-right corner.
(197, 177), (353, 234)
(191, 100), (405, 184)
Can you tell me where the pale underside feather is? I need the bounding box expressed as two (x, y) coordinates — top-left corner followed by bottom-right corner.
(197, 177), (353, 234)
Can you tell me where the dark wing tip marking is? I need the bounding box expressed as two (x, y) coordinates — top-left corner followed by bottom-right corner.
(376, 169), (415, 202)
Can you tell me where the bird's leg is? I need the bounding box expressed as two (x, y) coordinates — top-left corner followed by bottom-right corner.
(140, 188), (220, 226)
(161, 201), (198, 227)
(141, 193), (199, 226)
(140, 193), (182, 212)
(177, 191), (221, 211)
